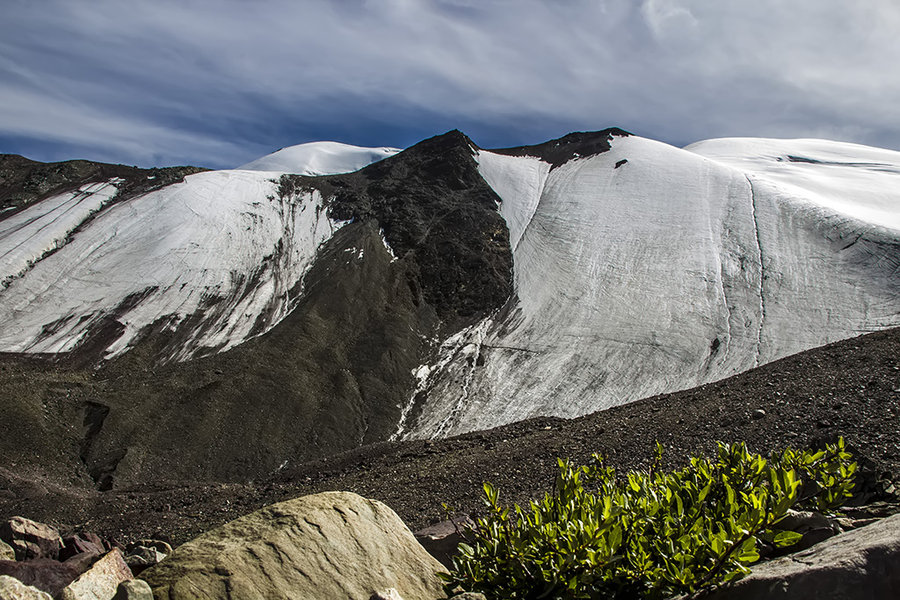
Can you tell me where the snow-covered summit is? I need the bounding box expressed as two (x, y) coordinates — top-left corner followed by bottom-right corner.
(237, 141), (400, 175)
(398, 133), (900, 439)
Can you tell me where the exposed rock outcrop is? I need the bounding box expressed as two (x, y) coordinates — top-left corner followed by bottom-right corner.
(702, 512), (900, 599)
(142, 491), (445, 600)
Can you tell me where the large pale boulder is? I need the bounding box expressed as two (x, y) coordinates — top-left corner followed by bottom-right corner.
(60, 549), (132, 600)
(143, 491), (446, 600)
(704, 512), (900, 599)
(0, 575), (52, 600)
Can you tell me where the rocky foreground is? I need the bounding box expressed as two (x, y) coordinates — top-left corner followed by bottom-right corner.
(0, 327), (897, 597)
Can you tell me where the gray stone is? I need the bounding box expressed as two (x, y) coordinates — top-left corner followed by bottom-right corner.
(0, 518), (61, 561)
(111, 580), (152, 600)
(0, 575), (52, 600)
(448, 594), (486, 600)
(702, 512), (900, 599)
(60, 549), (133, 600)
(142, 491), (446, 600)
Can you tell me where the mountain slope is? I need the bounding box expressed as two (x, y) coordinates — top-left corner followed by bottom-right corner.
(0, 132), (510, 488)
(399, 131), (900, 438)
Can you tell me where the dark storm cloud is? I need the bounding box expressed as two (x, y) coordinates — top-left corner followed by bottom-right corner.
(1, 0), (898, 168)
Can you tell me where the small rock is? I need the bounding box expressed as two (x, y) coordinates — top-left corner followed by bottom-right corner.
(775, 510), (841, 552)
(132, 540), (172, 555)
(751, 409), (766, 420)
(369, 589), (404, 600)
(0, 575), (52, 600)
(0, 540), (14, 562)
(60, 549), (132, 600)
(414, 515), (474, 569)
(123, 547), (165, 576)
(111, 579), (153, 600)
(0, 518), (62, 561)
(61, 536), (105, 562)
(449, 594), (487, 600)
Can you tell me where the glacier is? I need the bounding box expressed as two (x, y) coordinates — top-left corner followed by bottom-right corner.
(237, 141), (400, 175)
(399, 133), (900, 439)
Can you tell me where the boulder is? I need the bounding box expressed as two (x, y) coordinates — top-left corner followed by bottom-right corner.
(0, 541), (13, 562)
(0, 559), (82, 597)
(703, 512), (900, 599)
(111, 580), (152, 600)
(0, 518), (61, 561)
(60, 537), (105, 562)
(142, 491), (447, 600)
(60, 549), (132, 600)
(414, 515), (474, 569)
(0, 575), (52, 600)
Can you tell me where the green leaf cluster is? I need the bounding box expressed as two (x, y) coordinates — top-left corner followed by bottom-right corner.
(442, 439), (856, 599)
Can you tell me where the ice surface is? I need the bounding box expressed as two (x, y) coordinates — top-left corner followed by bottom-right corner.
(237, 141), (400, 175)
(401, 135), (900, 439)
(0, 169), (345, 359)
(1, 180), (120, 289)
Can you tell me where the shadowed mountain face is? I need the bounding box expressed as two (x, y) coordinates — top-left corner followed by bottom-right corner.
(0, 132), (511, 489)
(0, 129), (898, 493)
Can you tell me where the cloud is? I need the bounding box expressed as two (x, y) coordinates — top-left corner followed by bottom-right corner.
(1, 0), (899, 168)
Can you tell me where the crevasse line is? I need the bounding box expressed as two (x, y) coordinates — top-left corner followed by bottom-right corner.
(745, 174), (766, 367)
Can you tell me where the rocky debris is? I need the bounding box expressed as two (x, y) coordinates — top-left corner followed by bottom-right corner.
(60, 536), (105, 562)
(447, 594), (486, 600)
(0, 519), (61, 561)
(59, 549), (132, 600)
(122, 546), (164, 576)
(0, 575), (52, 600)
(702, 512), (900, 599)
(111, 580), (152, 600)
(142, 491), (446, 600)
(0, 541), (13, 562)
(414, 515), (474, 569)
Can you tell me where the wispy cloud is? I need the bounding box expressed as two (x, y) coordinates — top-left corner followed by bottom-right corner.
(2, 0), (899, 168)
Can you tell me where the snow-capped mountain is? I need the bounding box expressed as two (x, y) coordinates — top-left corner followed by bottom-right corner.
(398, 132), (900, 438)
(237, 141), (399, 175)
(0, 130), (898, 488)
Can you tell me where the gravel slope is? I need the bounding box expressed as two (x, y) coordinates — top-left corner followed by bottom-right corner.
(1, 326), (897, 546)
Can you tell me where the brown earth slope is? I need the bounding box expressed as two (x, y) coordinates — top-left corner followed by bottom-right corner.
(1, 326), (897, 547)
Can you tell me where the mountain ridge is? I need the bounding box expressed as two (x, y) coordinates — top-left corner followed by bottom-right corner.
(0, 127), (898, 495)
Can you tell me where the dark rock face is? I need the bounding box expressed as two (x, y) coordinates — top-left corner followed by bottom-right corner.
(313, 130), (513, 329)
(489, 128), (631, 168)
(0, 154), (205, 222)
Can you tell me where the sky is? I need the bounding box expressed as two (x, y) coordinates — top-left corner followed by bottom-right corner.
(2, 0), (899, 170)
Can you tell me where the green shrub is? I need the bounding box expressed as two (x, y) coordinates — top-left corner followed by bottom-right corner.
(442, 439), (856, 599)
